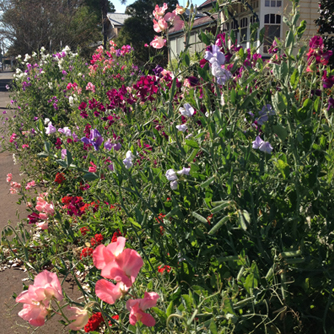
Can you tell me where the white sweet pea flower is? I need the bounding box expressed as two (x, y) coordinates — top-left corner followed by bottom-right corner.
(185, 133), (193, 139)
(69, 96), (74, 106)
(165, 169), (177, 181)
(32, 52), (37, 57)
(125, 150), (135, 160)
(179, 103), (195, 117)
(48, 82), (53, 89)
(123, 158), (133, 169)
(176, 124), (188, 132)
(44, 118), (51, 125)
(24, 53), (31, 61)
(170, 180), (178, 190)
(40, 46), (46, 53)
(177, 167), (190, 175)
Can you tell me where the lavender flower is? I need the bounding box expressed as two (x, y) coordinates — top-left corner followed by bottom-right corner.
(252, 136), (273, 154)
(179, 103), (195, 117)
(81, 129), (103, 151)
(176, 124), (188, 132)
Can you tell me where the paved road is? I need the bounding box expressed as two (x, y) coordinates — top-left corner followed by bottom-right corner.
(0, 72), (80, 334)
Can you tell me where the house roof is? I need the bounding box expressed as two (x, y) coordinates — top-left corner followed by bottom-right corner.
(168, 13), (218, 35)
(107, 13), (131, 27)
(198, 0), (217, 9)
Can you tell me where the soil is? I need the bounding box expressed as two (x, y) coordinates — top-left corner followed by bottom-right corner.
(0, 72), (82, 334)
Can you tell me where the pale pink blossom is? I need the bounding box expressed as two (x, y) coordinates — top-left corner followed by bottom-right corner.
(16, 270), (63, 326)
(93, 237), (143, 287)
(150, 36), (166, 49)
(26, 202), (33, 207)
(153, 3), (168, 19)
(126, 292), (159, 327)
(175, 4), (186, 15)
(36, 221), (48, 229)
(67, 306), (90, 330)
(86, 82), (96, 93)
(96, 45), (104, 53)
(164, 12), (183, 31)
(6, 173), (12, 183)
(38, 213), (48, 221)
(153, 18), (168, 33)
(95, 279), (129, 304)
(11, 181), (21, 188)
(10, 188), (18, 194)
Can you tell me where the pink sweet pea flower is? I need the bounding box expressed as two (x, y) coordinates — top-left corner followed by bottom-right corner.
(88, 161), (97, 173)
(86, 82), (96, 93)
(6, 173), (12, 183)
(175, 4), (186, 15)
(67, 306), (90, 330)
(36, 221), (49, 230)
(153, 3), (168, 19)
(95, 279), (129, 304)
(16, 270), (63, 326)
(22, 144), (29, 149)
(25, 180), (36, 190)
(93, 237), (143, 287)
(144, 43), (149, 47)
(126, 292), (159, 327)
(153, 18), (168, 33)
(150, 36), (166, 49)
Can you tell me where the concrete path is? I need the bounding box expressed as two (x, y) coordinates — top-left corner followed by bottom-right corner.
(0, 72), (80, 334)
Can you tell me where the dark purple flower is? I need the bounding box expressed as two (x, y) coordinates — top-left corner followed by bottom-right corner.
(328, 97), (334, 111)
(81, 128), (103, 151)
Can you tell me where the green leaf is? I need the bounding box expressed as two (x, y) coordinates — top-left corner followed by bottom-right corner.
(290, 69), (299, 90)
(275, 159), (289, 179)
(83, 172), (99, 181)
(238, 210), (250, 230)
(56, 159), (68, 168)
(208, 216), (229, 235)
(187, 149), (199, 163)
(230, 88), (236, 104)
(166, 301), (174, 317)
(37, 152), (49, 158)
(200, 176), (215, 188)
(296, 20), (306, 38)
(192, 212), (208, 224)
(66, 150), (73, 166)
(273, 124), (288, 141)
(209, 320), (218, 334)
(151, 307), (167, 322)
(199, 31), (210, 46)
(181, 294), (192, 312)
(185, 139), (199, 149)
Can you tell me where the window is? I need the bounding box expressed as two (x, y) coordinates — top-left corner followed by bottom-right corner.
(251, 0), (259, 9)
(263, 14), (281, 53)
(266, 0), (282, 7)
(240, 17), (248, 45)
(265, 0), (270, 6)
(277, 0), (282, 7)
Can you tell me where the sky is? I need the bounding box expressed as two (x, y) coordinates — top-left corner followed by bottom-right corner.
(112, 0), (205, 13)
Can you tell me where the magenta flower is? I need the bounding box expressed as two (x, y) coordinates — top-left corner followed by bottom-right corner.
(126, 292), (159, 327)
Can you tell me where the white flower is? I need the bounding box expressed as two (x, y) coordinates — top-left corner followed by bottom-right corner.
(221, 93), (225, 106)
(176, 124), (188, 132)
(170, 180), (178, 190)
(13, 154), (18, 165)
(179, 103), (195, 117)
(77, 73), (82, 77)
(16, 55), (22, 59)
(69, 96), (74, 106)
(32, 52), (37, 57)
(24, 54), (31, 61)
(125, 150), (135, 160)
(58, 127), (71, 136)
(166, 169), (177, 181)
(40, 46), (46, 53)
(123, 158), (133, 169)
(177, 167), (190, 175)
(185, 133), (193, 139)
(48, 82), (53, 89)
(16, 68), (22, 74)
(44, 118), (51, 125)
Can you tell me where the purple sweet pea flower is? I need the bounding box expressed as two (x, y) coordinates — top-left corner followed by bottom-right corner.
(61, 149), (67, 159)
(81, 129), (103, 151)
(328, 97), (334, 111)
(204, 45), (226, 66)
(104, 139), (122, 151)
(252, 136), (273, 154)
(256, 104), (275, 126)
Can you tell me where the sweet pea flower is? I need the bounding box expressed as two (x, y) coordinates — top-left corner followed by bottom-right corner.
(256, 104), (275, 125)
(88, 161), (97, 173)
(36, 221), (49, 230)
(6, 173), (12, 183)
(179, 103), (195, 117)
(86, 82), (96, 93)
(150, 36), (166, 49)
(252, 136), (273, 154)
(175, 4), (186, 14)
(81, 129), (103, 151)
(58, 127), (72, 136)
(204, 45), (226, 66)
(123, 150), (135, 169)
(61, 149), (67, 159)
(153, 18), (168, 33)
(211, 62), (232, 85)
(45, 122), (56, 135)
(177, 167), (190, 175)
(126, 292), (159, 327)
(104, 139), (121, 151)
(67, 307), (90, 331)
(153, 3), (168, 19)
(16, 270), (63, 326)
(165, 169), (177, 181)
(26, 180), (36, 190)
(95, 280), (129, 305)
(170, 180), (178, 190)
(93, 237), (143, 287)
(176, 124), (188, 132)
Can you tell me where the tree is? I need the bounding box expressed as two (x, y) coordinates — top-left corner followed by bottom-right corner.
(116, 0), (178, 64)
(0, 0), (115, 57)
(315, 0), (334, 66)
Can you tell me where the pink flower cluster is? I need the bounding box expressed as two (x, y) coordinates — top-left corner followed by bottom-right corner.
(307, 36), (333, 68)
(35, 193), (55, 229)
(9, 133), (17, 143)
(66, 82), (82, 94)
(25, 180), (36, 190)
(16, 270), (63, 326)
(86, 82), (96, 93)
(7, 173), (22, 194)
(93, 237), (159, 327)
(150, 3), (184, 49)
